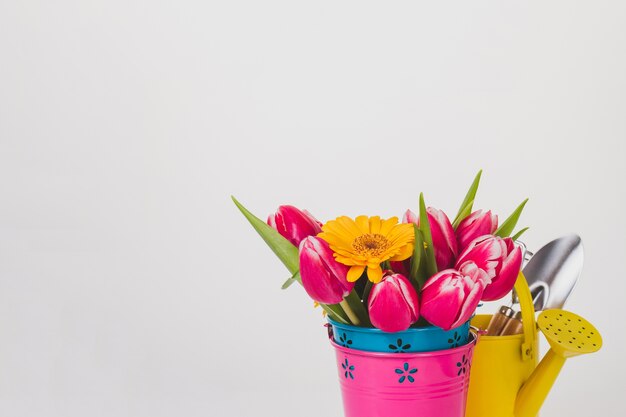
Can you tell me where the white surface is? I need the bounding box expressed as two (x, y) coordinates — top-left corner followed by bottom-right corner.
(1, 1), (625, 416)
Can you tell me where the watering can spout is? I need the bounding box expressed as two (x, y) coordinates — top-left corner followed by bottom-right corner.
(466, 274), (602, 417)
(514, 350), (565, 417)
(514, 310), (602, 417)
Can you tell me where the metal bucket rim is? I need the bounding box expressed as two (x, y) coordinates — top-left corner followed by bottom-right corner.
(330, 332), (477, 359)
(327, 317), (470, 335)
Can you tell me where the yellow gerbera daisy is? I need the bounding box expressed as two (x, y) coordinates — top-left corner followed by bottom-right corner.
(318, 215), (415, 284)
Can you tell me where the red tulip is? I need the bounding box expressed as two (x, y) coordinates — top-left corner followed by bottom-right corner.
(455, 235), (523, 301)
(420, 266), (486, 330)
(267, 205), (323, 247)
(390, 260), (410, 276)
(368, 272), (419, 332)
(456, 210), (498, 251)
(299, 236), (353, 304)
(403, 208), (457, 270)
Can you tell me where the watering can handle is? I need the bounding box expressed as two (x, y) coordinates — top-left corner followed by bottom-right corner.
(515, 272), (537, 361)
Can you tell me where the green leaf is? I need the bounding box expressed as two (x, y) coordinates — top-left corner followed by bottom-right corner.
(409, 226), (426, 290)
(361, 280), (373, 308)
(452, 170), (482, 226)
(232, 196), (300, 275)
(419, 193), (438, 277)
(281, 271), (299, 289)
(344, 290), (371, 327)
(233, 196), (343, 320)
(511, 227), (530, 241)
(452, 198), (474, 229)
(495, 199), (529, 238)
(321, 303), (350, 324)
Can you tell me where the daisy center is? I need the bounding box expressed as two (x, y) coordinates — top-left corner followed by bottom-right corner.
(352, 234), (390, 257)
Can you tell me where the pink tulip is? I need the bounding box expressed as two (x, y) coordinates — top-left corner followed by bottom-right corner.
(368, 273), (419, 332)
(402, 209), (419, 225)
(268, 205), (323, 247)
(299, 236), (354, 304)
(456, 210), (498, 252)
(403, 208), (457, 270)
(455, 235), (523, 301)
(420, 266), (486, 330)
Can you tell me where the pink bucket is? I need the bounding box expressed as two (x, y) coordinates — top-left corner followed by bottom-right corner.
(330, 333), (476, 417)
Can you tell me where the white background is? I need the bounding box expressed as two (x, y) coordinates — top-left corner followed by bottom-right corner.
(1, 1), (625, 416)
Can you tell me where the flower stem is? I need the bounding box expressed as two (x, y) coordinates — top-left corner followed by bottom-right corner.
(344, 290), (371, 326)
(339, 299), (361, 326)
(324, 303), (350, 324)
(362, 280), (373, 307)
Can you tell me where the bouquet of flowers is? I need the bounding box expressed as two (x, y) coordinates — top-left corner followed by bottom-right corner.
(233, 171), (528, 333)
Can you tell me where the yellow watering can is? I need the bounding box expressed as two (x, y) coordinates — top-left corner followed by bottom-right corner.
(466, 272), (602, 417)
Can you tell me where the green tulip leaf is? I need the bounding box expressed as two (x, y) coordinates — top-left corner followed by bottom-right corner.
(409, 226), (427, 290)
(322, 303), (350, 324)
(495, 198), (529, 238)
(232, 196), (300, 275)
(419, 193), (438, 277)
(281, 271), (300, 289)
(452, 198), (475, 230)
(344, 290), (371, 327)
(232, 196), (347, 324)
(361, 280), (373, 306)
(452, 170), (482, 226)
(511, 227), (530, 241)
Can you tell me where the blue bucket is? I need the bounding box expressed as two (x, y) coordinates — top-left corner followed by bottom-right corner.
(328, 318), (471, 353)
